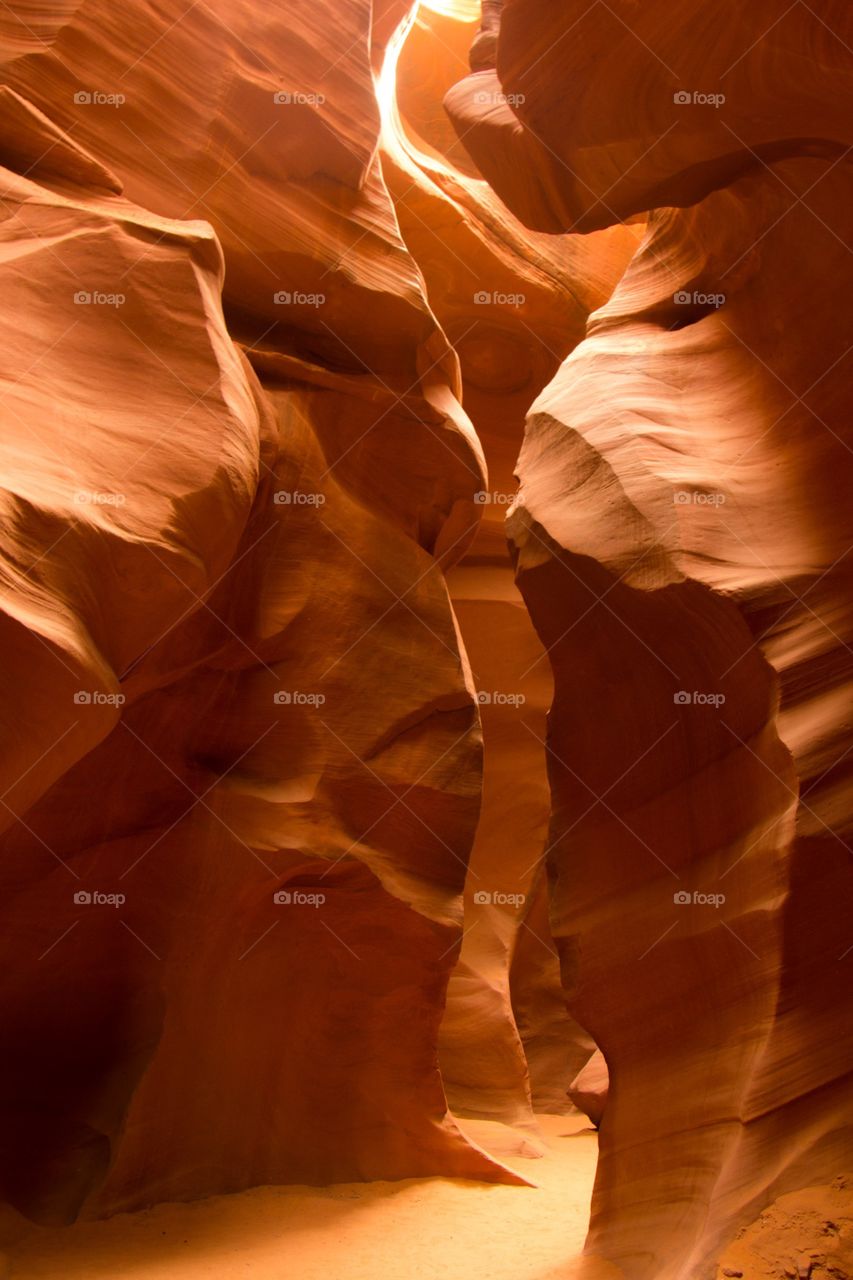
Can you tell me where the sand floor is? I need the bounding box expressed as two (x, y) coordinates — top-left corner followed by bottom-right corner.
(4, 1114), (598, 1280)
(714, 1178), (853, 1280)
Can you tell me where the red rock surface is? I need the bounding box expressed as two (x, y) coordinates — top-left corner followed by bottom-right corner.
(1, 2), (850, 1279)
(379, 2), (637, 1140)
(568, 1051), (608, 1131)
(447, 0), (853, 231)
(0, 0), (505, 1224)
(446, 2), (853, 1277)
(0, 0), (630, 1230)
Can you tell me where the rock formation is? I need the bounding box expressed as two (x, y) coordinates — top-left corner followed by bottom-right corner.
(0, 0), (629, 1229)
(447, 2), (853, 1277)
(380, 1), (637, 1140)
(0, 1), (850, 1279)
(0, 0), (500, 1223)
(569, 1051), (608, 1131)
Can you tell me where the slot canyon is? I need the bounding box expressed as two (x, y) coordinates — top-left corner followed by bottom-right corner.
(0, 1), (851, 1277)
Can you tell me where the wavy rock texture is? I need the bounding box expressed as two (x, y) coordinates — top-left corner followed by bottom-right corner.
(381, 2), (638, 1141)
(2, 2), (850, 1279)
(0, 0), (515, 1226)
(568, 1051), (608, 1131)
(0, 0), (637, 1233)
(445, 2), (853, 1277)
(447, 0), (853, 231)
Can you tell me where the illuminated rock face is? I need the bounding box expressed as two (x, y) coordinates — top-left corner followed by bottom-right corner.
(3, 3), (848, 1278)
(0, 0), (635, 1229)
(0, 1), (504, 1225)
(446, 2), (853, 1278)
(447, 0), (853, 232)
(511, 178), (853, 1280)
(382, 3), (638, 1139)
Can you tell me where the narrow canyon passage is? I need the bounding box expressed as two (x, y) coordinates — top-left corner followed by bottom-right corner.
(0, 2), (850, 1280)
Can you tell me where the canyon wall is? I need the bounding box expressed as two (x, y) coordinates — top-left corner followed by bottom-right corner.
(0, 0), (631, 1230)
(1, 1), (849, 1277)
(0, 0), (498, 1223)
(382, 4), (637, 1138)
(448, 2), (853, 1277)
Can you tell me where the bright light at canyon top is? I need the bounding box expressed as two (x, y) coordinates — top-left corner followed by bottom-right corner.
(419, 0), (480, 19)
(377, 0), (478, 145)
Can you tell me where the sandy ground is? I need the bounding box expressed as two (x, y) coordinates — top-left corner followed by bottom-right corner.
(715, 1178), (853, 1280)
(3, 1115), (598, 1280)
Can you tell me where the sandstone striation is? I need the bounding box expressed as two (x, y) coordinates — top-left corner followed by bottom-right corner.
(379, 0), (637, 1139)
(1, 3), (850, 1280)
(0, 0), (628, 1230)
(445, 2), (853, 1277)
(0, 0), (508, 1224)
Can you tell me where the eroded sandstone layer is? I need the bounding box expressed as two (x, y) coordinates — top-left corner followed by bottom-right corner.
(0, 0), (505, 1224)
(1, 1), (850, 1278)
(448, 2), (853, 1278)
(380, 3), (638, 1139)
(0, 0), (635, 1231)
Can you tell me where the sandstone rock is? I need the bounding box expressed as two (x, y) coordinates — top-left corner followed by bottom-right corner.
(0, 0), (524, 1225)
(568, 1051), (609, 1130)
(381, 0), (637, 1137)
(446, 2), (853, 1278)
(1, 4), (850, 1280)
(0, 0), (637, 1225)
(447, 0), (853, 231)
(505, 156), (853, 1280)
